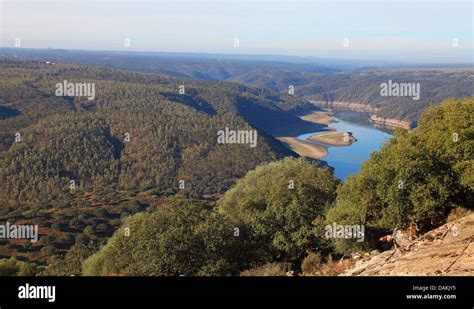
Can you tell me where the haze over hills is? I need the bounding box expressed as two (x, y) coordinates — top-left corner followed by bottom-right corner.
(1, 48), (472, 124)
(0, 48), (340, 79)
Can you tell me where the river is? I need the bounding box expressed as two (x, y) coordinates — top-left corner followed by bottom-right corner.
(297, 110), (394, 180)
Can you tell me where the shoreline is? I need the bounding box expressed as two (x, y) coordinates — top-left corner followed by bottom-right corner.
(275, 111), (336, 160)
(310, 100), (378, 113)
(308, 131), (356, 147)
(299, 111), (335, 125)
(278, 137), (328, 160)
(309, 100), (415, 130)
(369, 115), (414, 130)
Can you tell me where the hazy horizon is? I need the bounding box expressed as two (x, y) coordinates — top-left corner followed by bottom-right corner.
(3, 46), (474, 67)
(1, 0), (472, 64)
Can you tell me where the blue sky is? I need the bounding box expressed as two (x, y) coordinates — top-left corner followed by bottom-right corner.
(1, 0), (472, 63)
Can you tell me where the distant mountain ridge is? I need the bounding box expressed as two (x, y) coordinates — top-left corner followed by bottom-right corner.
(0, 48), (339, 80)
(2, 48), (471, 123)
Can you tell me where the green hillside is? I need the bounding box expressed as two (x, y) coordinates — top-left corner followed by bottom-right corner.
(0, 60), (302, 263)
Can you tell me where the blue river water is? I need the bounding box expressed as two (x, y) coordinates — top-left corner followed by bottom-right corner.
(297, 111), (394, 180)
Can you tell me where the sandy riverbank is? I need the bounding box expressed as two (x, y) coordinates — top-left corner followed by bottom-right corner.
(299, 111), (335, 125)
(308, 131), (357, 147)
(278, 137), (328, 159)
(273, 110), (362, 160)
(273, 111), (333, 159)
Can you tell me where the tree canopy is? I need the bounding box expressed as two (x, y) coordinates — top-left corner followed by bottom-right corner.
(219, 157), (338, 261)
(82, 198), (252, 276)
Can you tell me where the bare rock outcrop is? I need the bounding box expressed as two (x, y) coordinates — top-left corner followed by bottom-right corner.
(341, 213), (474, 276)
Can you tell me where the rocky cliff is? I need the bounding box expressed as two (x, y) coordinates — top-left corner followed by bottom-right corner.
(310, 100), (415, 129)
(369, 115), (415, 130)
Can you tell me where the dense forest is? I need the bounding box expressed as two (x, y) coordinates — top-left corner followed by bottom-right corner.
(0, 59), (305, 263)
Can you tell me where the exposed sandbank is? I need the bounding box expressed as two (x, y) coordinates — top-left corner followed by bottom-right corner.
(278, 137), (328, 159)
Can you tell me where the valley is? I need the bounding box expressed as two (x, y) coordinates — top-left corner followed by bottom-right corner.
(0, 52), (471, 277)
(0, 1), (473, 302)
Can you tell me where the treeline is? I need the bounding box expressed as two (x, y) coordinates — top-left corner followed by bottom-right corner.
(0, 59), (303, 262)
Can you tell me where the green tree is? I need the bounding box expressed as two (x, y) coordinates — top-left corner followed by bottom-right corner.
(82, 198), (249, 276)
(326, 97), (473, 253)
(0, 258), (39, 276)
(219, 157), (338, 261)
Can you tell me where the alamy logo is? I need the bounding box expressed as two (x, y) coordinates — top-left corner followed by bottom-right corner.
(380, 80), (420, 101)
(18, 284), (55, 302)
(55, 80), (96, 100)
(325, 222), (365, 243)
(0, 222), (38, 242)
(217, 127), (258, 148)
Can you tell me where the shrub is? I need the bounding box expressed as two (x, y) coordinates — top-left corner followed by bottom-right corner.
(240, 263), (290, 276)
(84, 226), (95, 237)
(75, 234), (90, 245)
(69, 218), (81, 227)
(301, 252), (322, 275)
(96, 223), (109, 232)
(94, 208), (109, 218)
(42, 245), (95, 276)
(124, 200), (144, 215)
(82, 198), (251, 276)
(39, 235), (52, 245)
(0, 258), (39, 276)
(40, 245), (56, 255)
(447, 207), (471, 222)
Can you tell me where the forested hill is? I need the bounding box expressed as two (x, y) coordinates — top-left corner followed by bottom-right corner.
(1, 58), (326, 263)
(2, 49), (472, 123)
(230, 67), (474, 121)
(0, 59), (306, 210)
(0, 60), (313, 133)
(1, 110), (290, 206)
